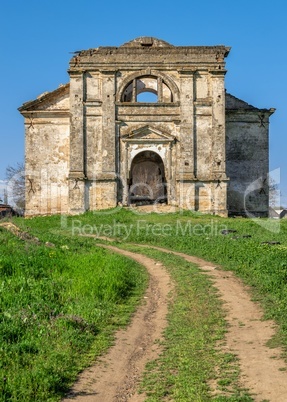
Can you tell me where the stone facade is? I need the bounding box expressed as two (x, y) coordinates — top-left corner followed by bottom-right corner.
(19, 37), (275, 217)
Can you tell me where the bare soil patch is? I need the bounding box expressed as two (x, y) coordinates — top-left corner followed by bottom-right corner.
(0, 221), (55, 247)
(62, 245), (173, 402)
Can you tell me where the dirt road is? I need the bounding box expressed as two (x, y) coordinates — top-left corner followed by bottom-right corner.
(62, 245), (173, 402)
(3, 221), (287, 400)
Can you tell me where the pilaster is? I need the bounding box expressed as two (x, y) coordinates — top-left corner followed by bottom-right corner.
(178, 70), (195, 179)
(69, 71), (86, 179)
(101, 71), (116, 174)
(210, 70), (227, 179)
(68, 71), (86, 213)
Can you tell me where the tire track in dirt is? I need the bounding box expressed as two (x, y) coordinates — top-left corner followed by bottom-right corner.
(62, 245), (172, 402)
(144, 245), (287, 402)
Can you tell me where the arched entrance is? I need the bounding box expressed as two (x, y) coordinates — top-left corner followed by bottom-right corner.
(129, 151), (167, 205)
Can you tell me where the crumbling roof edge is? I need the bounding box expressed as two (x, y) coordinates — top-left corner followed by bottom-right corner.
(18, 83), (70, 112)
(226, 92), (275, 114)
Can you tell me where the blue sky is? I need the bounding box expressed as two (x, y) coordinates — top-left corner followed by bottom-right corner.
(0, 0), (286, 205)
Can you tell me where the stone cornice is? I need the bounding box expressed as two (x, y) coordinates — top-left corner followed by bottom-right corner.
(71, 45), (230, 58)
(21, 110), (70, 117)
(226, 108), (275, 116)
(68, 43), (230, 71)
(209, 69), (227, 76)
(116, 101), (180, 107)
(176, 176), (230, 182)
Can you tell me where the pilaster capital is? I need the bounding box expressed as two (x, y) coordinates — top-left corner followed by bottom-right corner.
(209, 69), (227, 77)
(178, 69), (196, 77)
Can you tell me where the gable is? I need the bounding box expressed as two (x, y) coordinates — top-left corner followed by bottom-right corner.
(18, 83), (70, 113)
(225, 93), (258, 110)
(226, 93), (275, 118)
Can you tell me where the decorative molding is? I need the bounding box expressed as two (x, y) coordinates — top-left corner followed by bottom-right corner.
(121, 125), (175, 143)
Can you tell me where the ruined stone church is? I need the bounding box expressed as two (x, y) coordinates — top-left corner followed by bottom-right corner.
(19, 37), (274, 217)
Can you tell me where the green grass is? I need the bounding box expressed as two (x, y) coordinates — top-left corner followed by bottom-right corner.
(16, 209), (287, 333)
(4, 208), (287, 400)
(0, 227), (147, 401)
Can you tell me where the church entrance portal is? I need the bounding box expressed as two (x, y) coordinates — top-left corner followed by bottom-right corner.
(129, 151), (167, 205)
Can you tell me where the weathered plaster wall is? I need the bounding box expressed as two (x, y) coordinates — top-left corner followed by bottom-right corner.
(25, 115), (70, 216)
(20, 87), (70, 216)
(226, 111), (270, 216)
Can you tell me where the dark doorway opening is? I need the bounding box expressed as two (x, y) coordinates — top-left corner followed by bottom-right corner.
(129, 151), (167, 205)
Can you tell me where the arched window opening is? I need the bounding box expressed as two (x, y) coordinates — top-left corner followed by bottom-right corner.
(137, 91), (158, 103)
(121, 75), (173, 103)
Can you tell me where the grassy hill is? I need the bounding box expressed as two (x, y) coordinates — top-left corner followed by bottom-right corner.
(1, 209), (287, 401)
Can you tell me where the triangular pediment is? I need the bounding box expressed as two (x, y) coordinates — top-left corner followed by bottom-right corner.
(122, 125), (175, 142)
(18, 83), (70, 113)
